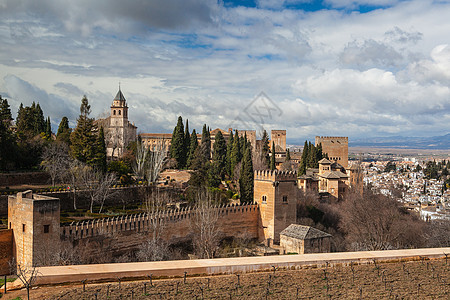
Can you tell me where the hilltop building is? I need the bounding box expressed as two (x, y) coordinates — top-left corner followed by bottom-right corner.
(96, 89), (137, 158)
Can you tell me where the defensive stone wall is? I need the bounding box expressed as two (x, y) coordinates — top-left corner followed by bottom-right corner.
(0, 172), (51, 188)
(254, 170), (297, 182)
(60, 203), (260, 258)
(0, 229), (13, 275)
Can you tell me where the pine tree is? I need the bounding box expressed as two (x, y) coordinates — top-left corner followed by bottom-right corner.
(286, 148), (291, 161)
(239, 146), (254, 203)
(270, 141), (276, 170)
(56, 116), (72, 145)
(187, 129), (198, 168)
(170, 116), (186, 169)
(298, 140), (308, 175)
(213, 130), (227, 179)
(226, 131), (234, 177)
(0, 96), (12, 123)
(230, 130), (241, 176)
(70, 95), (96, 164)
(200, 124), (211, 161)
(261, 130), (270, 168)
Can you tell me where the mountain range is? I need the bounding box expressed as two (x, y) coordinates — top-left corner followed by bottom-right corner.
(349, 134), (450, 149)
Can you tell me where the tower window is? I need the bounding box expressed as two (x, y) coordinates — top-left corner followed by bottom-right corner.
(113, 110), (116, 115)
(22, 224), (25, 232)
(262, 195), (267, 204)
(282, 196), (288, 203)
(118, 110), (121, 115)
(44, 225), (50, 233)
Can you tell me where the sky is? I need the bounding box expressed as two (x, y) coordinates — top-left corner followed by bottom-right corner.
(0, 0), (450, 144)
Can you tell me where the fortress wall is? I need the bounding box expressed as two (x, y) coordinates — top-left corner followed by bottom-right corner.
(60, 204), (259, 259)
(0, 229), (12, 275)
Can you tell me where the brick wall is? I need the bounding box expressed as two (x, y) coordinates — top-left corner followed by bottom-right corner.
(0, 229), (13, 275)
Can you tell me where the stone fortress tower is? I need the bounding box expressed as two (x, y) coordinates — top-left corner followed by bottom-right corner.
(254, 170), (297, 244)
(315, 136), (348, 168)
(8, 191), (60, 267)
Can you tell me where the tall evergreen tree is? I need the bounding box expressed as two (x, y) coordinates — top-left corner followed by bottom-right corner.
(184, 119), (190, 162)
(316, 143), (323, 163)
(93, 127), (107, 172)
(213, 130), (227, 179)
(239, 146), (254, 203)
(298, 140), (309, 175)
(226, 131), (234, 177)
(56, 116), (72, 145)
(34, 103), (46, 136)
(170, 116), (186, 169)
(286, 148), (291, 161)
(200, 124), (211, 161)
(230, 130), (241, 176)
(261, 130), (270, 168)
(70, 95), (96, 164)
(307, 142), (318, 168)
(187, 129), (198, 168)
(44, 116), (52, 140)
(270, 141), (276, 170)
(0, 97), (12, 123)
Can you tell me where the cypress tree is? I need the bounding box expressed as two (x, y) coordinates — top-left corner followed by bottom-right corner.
(316, 143), (323, 163)
(44, 116), (52, 140)
(230, 130), (241, 176)
(286, 148), (291, 161)
(270, 141), (276, 171)
(93, 127), (107, 172)
(226, 131), (234, 177)
(34, 103), (46, 135)
(70, 95), (96, 164)
(200, 124), (211, 161)
(56, 116), (72, 145)
(170, 116), (185, 169)
(187, 129), (198, 168)
(307, 143), (317, 168)
(298, 140), (308, 175)
(184, 119), (190, 164)
(213, 130), (227, 179)
(239, 146), (254, 203)
(261, 130), (270, 168)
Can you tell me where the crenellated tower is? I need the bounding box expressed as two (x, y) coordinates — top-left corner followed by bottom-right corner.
(254, 170), (297, 244)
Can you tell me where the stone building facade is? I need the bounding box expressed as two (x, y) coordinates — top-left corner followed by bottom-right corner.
(96, 89), (137, 158)
(254, 170), (297, 244)
(280, 224), (331, 254)
(7, 191), (60, 268)
(315, 136), (348, 168)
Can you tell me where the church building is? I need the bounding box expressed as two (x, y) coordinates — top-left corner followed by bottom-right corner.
(97, 89), (137, 158)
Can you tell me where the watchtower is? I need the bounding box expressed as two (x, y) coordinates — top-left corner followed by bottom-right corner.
(271, 130), (286, 152)
(8, 191), (60, 267)
(315, 136), (348, 168)
(254, 170), (297, 244)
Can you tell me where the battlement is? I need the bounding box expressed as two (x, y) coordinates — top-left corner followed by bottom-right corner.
(315, 136), (348, 142)
(254, 170), (297, 182)
(60, 203), (258, 240)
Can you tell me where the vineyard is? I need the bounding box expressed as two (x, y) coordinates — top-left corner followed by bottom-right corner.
(7, 257), (445, 299)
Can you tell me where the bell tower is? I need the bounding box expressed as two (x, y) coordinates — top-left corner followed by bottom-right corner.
(111, 87), (128, 127)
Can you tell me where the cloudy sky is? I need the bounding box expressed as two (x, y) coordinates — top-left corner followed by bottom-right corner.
(1, 0), (449, 144)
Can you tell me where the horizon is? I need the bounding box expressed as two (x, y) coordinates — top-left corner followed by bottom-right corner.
(1, 0), (450, 140)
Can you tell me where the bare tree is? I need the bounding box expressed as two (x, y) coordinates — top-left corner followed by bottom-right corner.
(79, 167), (118, 213)
(136, 188), (170, 261)
(40, 142), (70, 186)
(133, 138), (167, 184)
(15, 264), (40, 300)
(339, 187), (426, 251)
(190, 189), (221, 259)
(66, 159), (89, 210)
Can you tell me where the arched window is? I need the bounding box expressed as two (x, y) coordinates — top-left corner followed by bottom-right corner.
(113, 110), (116, 115)
(118, 110), (121, 115)
(262, 195), (267, 204)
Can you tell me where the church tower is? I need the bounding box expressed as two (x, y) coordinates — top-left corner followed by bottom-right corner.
(111, 88), (128, 127)
(100, 87), (137, 158)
